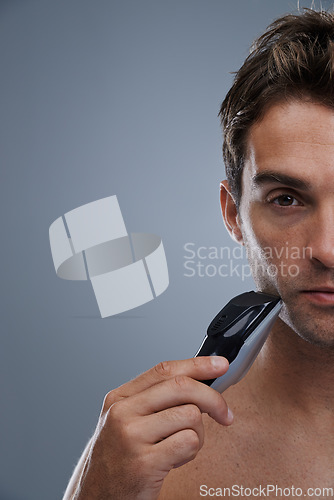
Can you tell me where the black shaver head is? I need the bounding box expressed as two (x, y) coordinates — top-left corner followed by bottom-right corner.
(195, 291), (282, 393)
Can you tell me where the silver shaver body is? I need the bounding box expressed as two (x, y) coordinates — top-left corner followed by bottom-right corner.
(195, 291), (282, 393)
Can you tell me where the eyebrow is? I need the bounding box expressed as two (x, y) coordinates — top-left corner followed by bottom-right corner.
(252, 170), (312, 190)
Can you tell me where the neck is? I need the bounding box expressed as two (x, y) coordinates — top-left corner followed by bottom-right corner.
(250, 318), (334, 418)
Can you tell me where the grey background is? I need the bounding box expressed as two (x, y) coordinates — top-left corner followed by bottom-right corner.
(0, 1), (329, 499)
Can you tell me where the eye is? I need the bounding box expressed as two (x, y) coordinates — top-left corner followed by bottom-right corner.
(269, 194), (301, 207)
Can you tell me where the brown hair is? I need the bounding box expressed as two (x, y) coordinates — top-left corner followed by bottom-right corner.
(219, 9), (334, 207)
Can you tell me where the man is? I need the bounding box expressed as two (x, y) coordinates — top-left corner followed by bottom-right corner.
(63, 9), (334, 499)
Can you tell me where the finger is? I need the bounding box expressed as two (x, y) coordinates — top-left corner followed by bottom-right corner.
(152, 429), (201, 471)
(132, 404), (205, 448)
(104, 356), (228, 410)
(118, 374), (233, 426)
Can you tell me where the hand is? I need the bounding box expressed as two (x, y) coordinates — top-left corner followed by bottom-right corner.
(71, 356), (233, 500)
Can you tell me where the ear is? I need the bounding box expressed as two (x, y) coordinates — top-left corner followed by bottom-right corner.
(220, 180), (244, 245)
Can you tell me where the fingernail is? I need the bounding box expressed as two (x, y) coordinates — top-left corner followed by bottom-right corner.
(210, 356), (228, 370)
(226, 407), (234, 424)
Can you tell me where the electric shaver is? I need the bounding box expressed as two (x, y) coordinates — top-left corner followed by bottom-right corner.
(195, 291), (282, 393)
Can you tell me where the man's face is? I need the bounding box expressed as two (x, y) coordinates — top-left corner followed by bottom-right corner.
(238, 100), (334, 348)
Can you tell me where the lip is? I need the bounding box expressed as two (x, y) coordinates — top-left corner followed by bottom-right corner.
(301, 288), (334, 305)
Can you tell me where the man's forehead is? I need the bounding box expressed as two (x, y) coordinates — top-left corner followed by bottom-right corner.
(250, 99), (334, 135)
(243, 100), (334, 182)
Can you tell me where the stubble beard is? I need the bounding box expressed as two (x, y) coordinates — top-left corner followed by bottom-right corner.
(245, 243), (334, 351)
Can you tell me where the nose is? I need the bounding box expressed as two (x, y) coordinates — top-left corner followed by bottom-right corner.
(306, 206), (334, 268)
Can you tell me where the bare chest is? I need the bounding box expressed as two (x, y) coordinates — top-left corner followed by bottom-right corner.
(160, 414), (334, 499)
